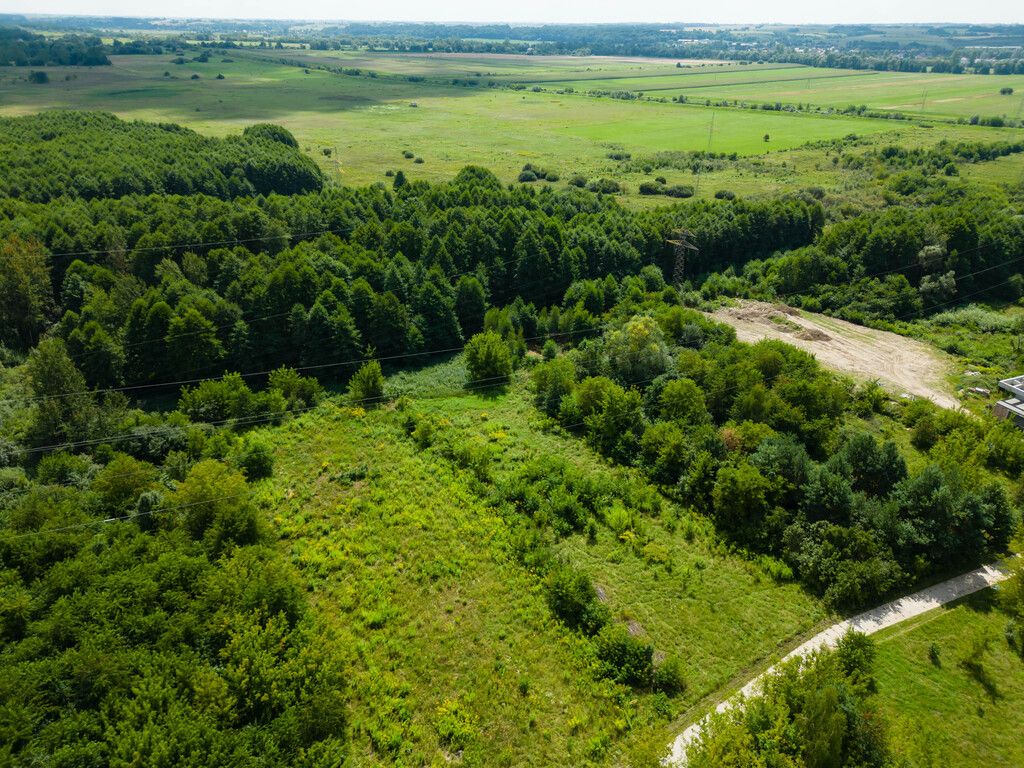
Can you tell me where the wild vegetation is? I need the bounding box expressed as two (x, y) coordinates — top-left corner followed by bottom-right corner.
(0, 15), (1023, 765)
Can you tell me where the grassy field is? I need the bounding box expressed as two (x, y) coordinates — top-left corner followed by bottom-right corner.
(542, 66), (1024, 121)
(251, 361), (828, 765)
(269, 49), (742, 80)
(873, 589), (1024, 767)
(2, 53), (1021, 196)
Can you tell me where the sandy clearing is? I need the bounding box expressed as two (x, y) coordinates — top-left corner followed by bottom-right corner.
(664, 561), (1012, 765)
(709, 300), (959, 410)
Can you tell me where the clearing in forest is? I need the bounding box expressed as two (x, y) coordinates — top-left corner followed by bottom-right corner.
(710, 300), (958, 409)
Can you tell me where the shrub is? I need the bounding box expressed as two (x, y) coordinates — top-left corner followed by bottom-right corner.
(714, 189), (736, 200)
(239, 440), (274, 480)
(545, 564), (609, 634)
(594, 623), (653, 687)
(267, 367), (322, 408)
(652, 655), (687, 695)
(172, 459), (259, 555)
(413, 157), (424, 164)
(464, 332), (513, 386)
(402, 150), (414, 158)
(28, 71), (49, 84)
(518, 169), (538, 183)
(35, 452), (94, 487)
(910, 412), (938, 451)
(665, 184), (695, 198)
(92, 454), (157, 511)
(347, 360), (385, 405)
(568, 174), (588, 188)
(587, 178), (621, 194)
(438, 434), (493, 481)
(532, 357), (575, 417)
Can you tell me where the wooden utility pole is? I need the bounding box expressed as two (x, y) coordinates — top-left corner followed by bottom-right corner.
(667, 229), (698, 289)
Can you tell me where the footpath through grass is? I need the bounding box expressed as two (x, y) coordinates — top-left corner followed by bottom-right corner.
(251, 363), (827, 765)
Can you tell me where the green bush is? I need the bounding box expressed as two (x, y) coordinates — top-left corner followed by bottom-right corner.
(348, 360), (385, 405)
(594, 623), (653, 687)
(652, 655), (687, 695)
(464, 331), (513, 386)
(239, 440), (274, 480)
(545, 564), (609, 635)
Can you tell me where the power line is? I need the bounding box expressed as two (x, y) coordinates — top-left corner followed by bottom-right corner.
(6, 317), (609, 407)
(9, 367), (550, 458)
(1, 493), (247, 541)
(14, 242), (1021, 408)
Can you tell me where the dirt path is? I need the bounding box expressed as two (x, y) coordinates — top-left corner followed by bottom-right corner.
(709, 300), (959, 410)
(664, 561), (1012, 765)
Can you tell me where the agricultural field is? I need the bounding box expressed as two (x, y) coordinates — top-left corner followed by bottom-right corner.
(540, 65), (1024, 121)
(874, 589), (1024, 767)
(1, 52), (1021, 195)
(267, 48), (740, 80)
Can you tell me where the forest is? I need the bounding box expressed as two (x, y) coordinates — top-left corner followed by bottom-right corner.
(0, 99), (1022, 766)
(0, 112), (324, 203)
(0, 26), (109, 67)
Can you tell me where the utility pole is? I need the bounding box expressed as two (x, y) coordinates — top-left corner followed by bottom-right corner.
(667, 229), (698, 290)
(694, 112), (715, 198)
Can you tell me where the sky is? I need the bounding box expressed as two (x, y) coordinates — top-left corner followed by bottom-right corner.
(3, 0), (1021, 25)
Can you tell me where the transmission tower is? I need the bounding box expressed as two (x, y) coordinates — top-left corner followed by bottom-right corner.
(667, 228), (698, 290)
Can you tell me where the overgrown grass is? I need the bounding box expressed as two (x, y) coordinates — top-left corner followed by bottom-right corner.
(250, 364), (828, 765)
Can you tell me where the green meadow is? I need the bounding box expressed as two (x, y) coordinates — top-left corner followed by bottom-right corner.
(874, 590), (1024, 767)
(543, 66), (1024, 121)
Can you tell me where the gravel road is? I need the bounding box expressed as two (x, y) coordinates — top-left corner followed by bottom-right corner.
(664, 561), (1012, 765)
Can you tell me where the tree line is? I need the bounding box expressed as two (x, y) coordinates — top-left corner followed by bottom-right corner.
(0, 26), (110, 66)
(0, 159), (822, 392)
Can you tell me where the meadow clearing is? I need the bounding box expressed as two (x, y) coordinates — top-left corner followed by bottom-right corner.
(255, 361), (829, 765)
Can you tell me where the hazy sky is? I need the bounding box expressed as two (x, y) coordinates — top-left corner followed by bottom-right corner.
(4, 0), (1022, 25)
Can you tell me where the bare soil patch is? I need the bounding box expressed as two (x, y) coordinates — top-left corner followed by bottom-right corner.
(710, 300), (958, 409)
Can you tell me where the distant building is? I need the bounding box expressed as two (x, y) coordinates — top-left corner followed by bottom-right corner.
(993, 375), (1024, 427)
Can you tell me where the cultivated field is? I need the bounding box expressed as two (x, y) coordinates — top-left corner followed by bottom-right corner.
(1, 52), (1020, 192)
(270, 48), (741, 80)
